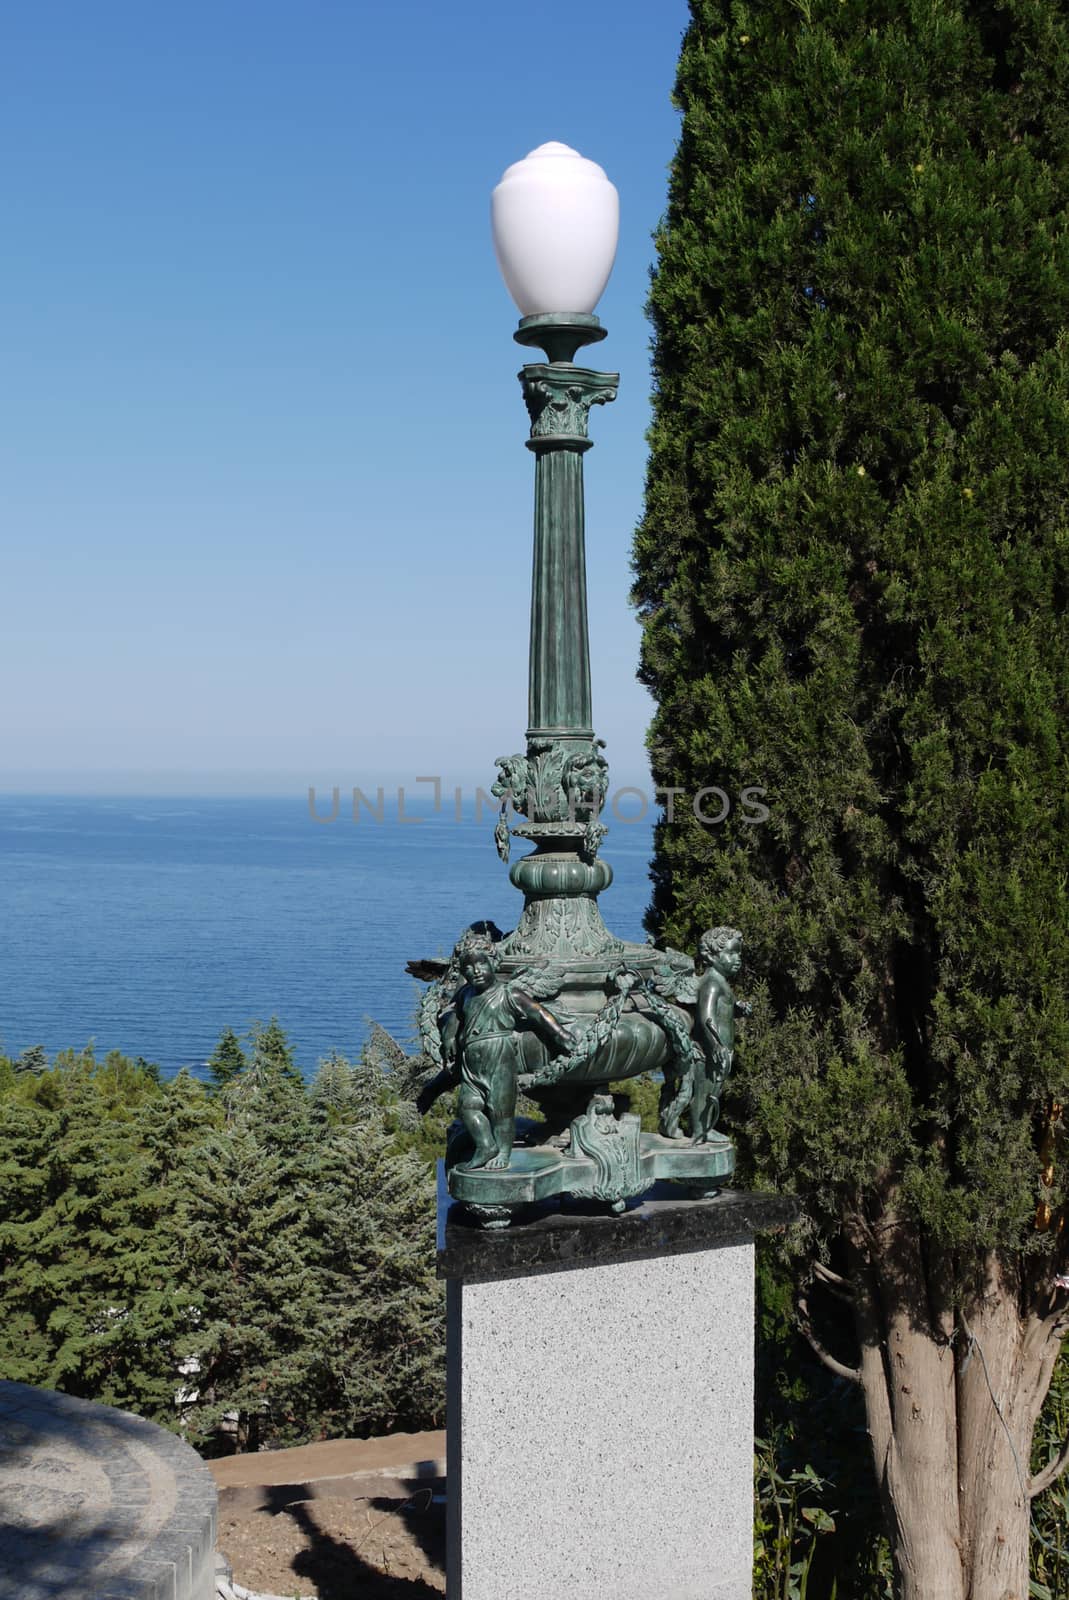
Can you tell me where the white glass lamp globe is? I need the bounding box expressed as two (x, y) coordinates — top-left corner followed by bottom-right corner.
(491, 142), (619, 317)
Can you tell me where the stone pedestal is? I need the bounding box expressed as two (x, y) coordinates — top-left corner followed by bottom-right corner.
(439, 1174), (798, 1600)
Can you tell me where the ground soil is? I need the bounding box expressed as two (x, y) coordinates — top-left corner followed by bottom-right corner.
(211, 1432), (447, 1599)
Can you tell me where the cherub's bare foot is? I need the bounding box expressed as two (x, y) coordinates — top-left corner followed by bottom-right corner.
(701, 1128), (733, 1150)
(457, 1143), (495, 1173)
(483, 1151), (510, 1170)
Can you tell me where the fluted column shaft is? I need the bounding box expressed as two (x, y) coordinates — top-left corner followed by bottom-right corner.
(520, 362), (618, 745)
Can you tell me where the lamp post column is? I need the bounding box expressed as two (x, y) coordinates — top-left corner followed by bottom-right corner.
(488, 315), (620, 964)
(518, 323), (617, 745)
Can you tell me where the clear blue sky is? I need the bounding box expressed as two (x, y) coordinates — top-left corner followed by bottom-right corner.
(1, 0), (690, 795)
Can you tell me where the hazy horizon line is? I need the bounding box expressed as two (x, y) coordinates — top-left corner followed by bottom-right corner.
(0, 768), (656, 801)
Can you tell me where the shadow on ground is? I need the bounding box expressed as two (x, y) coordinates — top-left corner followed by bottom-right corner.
(234, 1478), (446, 1599)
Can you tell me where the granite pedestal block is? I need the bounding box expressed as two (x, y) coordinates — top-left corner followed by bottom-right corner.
(439, 1175), (798, 1600)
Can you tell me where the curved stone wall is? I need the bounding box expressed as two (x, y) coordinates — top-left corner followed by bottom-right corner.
(0, 1379), (217, 1600)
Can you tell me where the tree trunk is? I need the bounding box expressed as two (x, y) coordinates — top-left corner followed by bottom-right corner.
(843, 1215), (1068, 1600)
(956, 1255), (1030, 1600)
(957, 1252), (1067, 1600)
(848, 1213), (965, 1600)
(236, 1408), (261, 1454)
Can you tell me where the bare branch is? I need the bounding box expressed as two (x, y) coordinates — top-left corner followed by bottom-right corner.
(813, 1261), (855, 1302)
(796, 1296), (862, 1385)
(813, 1260), (853, 1292)
(1030, 1435), (1069, 1500)
(1040, 1288), (1069, 1334)
(846, 1206), (884, 1259)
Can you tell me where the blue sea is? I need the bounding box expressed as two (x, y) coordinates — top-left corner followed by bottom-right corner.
(0, 795), (655, 1080)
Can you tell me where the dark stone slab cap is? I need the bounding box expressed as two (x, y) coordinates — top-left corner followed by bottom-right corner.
(437, 1165), (801, 1283)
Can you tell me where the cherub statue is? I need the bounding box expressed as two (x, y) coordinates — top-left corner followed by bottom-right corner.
(692, 926), (752, 1143)
(443, 934), (576, 1172)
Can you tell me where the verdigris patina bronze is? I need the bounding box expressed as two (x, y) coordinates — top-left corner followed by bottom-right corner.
(446, 934), (575, 1172)
(409, 313), (746, 1226)
(694, 927), (752, 1145)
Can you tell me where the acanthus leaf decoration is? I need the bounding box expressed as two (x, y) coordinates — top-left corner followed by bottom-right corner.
(520, 364), (619, 444)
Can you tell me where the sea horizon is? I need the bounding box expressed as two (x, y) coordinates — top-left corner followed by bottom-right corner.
(0, 792), (657, 1081)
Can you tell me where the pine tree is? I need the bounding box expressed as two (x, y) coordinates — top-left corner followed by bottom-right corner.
(308, 1048), (443, 1438)
(0, 1035), (443, 1454)
(311, 1051), (354, 1121)
(206, 1026), (247, 1092)
(0, 1053), (201, 1421)
(246, 1016), (303, 1087)
(176, 1048), (331, 1452)
(634, 5), (1069, 1596)
(0, 1094), (62, 1385)
(311, 1121), (444, 1440)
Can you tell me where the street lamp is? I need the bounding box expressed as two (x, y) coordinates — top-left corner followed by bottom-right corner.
(491, 141), (619, 319)
(414, 144), (736, 1226)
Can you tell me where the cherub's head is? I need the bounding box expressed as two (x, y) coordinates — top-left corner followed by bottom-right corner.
(699, 926), (743, 978)
(456, 932), (498, 992)
(562, 742), (609, 817)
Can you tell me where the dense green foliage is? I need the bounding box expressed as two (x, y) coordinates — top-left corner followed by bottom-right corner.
(636, 2), (1069, 1590)
(634, 0), (1069, 1254)
(0, 1029), (443, 1455)
(752, 1247), (893, 1599)
(1032, 1348), (1069, 1598)
(4, 1033), (1067, 1584)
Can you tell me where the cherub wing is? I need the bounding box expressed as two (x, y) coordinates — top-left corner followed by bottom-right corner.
(648, 967), (699, 1005)
(671, 972), (699, 1004)
(508, 965), (564, 1002)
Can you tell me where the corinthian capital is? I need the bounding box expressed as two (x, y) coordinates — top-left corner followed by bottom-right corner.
(520, 364), (619, 446)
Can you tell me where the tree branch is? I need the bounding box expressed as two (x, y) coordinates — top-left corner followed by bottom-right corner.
(813, 1260), (855, 1302)
(796, 1296), (862, 1385)
(813, 1260), (854, 1291)
(1030, 1434), (1069, 1499)
(1039, 1253), (1069, 1325)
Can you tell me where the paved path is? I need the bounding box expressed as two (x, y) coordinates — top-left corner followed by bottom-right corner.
(0, 1380), (216, 1600)
(208, 1428), (446, 1489)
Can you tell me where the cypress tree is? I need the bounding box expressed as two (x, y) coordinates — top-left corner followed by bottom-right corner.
(634, 5), (1069, 1596)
